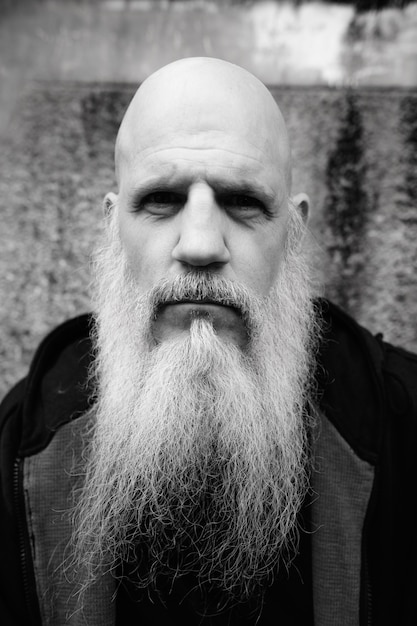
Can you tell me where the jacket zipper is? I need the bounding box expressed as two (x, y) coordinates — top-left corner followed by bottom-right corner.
(13, 457), (39, 624)
(363, 548), (374, 626)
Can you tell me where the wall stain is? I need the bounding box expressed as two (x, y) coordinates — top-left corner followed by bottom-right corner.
(80, 90), (131, 162)
(324, 92), (369, 311)
(398, 94), (417, 210)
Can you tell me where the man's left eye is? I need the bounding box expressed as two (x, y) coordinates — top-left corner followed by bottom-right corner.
(219, 194), (267, 217)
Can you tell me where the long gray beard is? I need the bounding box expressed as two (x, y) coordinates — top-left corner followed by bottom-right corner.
(70, 209), (322, 609)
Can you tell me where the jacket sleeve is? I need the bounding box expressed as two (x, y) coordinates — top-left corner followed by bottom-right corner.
(0, 378), (41, 625)
(374, 341), (417, 626)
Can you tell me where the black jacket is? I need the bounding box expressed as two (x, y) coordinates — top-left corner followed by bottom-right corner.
(1, 300), (416, 625)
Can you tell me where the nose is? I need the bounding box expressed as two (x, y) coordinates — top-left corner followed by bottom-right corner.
(172, 183), (231, 268)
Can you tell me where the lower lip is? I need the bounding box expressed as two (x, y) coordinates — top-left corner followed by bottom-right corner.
(153, 302), (246, 345)
(165, 301), (235, 314)
(158, 302), (240, 324)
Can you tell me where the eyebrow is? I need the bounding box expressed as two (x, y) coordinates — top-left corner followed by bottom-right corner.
(129, 174), (279, 208)
(211, 179), (277, 206)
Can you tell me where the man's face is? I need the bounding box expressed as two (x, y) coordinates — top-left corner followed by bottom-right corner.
(112, 90), (293, 346)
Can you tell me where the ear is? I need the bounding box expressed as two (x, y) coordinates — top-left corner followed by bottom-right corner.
(290, 192), (310, 226)
(103, 192), (118, 217)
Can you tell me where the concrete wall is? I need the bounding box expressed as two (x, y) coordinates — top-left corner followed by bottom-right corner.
(1, 0), (416, 397)
(1, 82), (416, 398)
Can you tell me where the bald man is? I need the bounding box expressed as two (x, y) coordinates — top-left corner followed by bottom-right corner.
(1, 58), (416, 626)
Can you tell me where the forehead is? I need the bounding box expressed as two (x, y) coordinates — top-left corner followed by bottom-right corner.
(120, 134), (284, 207)
(116, 66), (290, 199)
(118, 117), (286, 203)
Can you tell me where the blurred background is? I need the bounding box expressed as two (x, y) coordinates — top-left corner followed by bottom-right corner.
(0, 0), (416, 397)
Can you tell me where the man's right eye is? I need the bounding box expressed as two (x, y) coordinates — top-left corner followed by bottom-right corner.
(139, 191), (185, 215)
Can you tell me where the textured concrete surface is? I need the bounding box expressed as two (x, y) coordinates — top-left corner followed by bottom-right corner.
(1, 1), (417, 139)
(1, 83), (416, 398)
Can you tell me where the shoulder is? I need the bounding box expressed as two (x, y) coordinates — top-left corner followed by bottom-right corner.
(0, 314), (94, 458)
(317, 299), (417, 460)
(378, 340), (417, 464)
(320, 298), (417, 408)
(380, 340), (417, 413)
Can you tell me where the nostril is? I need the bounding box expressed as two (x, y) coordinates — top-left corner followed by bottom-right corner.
(172, 229), (230, 267)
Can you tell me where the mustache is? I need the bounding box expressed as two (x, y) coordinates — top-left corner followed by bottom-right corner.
(147, 272), (259, 323)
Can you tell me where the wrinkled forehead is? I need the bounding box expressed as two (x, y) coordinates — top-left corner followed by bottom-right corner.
(115, 61), (291, 188)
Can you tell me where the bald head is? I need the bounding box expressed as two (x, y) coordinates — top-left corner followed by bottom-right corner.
(105, 57), (311, 305)
(115, 57), (292, 191)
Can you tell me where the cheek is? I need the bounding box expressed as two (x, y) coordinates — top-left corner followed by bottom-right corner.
(118, 219), (143, 269)
(265, 241), (286, 286)
(118, 218), (174, 291)
(234, 232), (286, 297)
(256, 250), (284, 295)
(259, 219), (290, 292)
